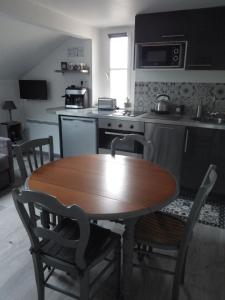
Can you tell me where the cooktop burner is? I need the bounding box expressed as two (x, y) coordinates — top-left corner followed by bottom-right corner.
(112, 110), (145, 117)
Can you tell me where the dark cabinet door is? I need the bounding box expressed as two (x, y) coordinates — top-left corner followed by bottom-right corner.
(210, 130), (225, 195)
(181, 127), (225, 197)
(186, 7), (221, 70)
(180, 127), (214, 191)
(135, 11), (187, 43)
(213, 7), (225, 69)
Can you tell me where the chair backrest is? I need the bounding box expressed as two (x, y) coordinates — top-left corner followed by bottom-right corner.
(14, 136), (54, 182)
(180, 164), (217, 255)
(12, 189), (90, 269)
(111, 134), (154, 160)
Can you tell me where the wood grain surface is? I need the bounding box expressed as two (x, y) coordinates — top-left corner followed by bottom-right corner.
(28, 154), (177, 219)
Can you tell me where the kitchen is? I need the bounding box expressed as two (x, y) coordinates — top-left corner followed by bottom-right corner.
(0, 1), (225, 300)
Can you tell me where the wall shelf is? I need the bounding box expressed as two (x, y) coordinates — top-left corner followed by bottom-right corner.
(54, 69), (89, 74)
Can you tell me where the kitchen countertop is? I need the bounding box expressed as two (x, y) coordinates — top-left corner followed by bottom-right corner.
(46, 106), (225, 130)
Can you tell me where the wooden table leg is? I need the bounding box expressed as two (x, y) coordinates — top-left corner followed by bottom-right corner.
(122, 218), (137, 300)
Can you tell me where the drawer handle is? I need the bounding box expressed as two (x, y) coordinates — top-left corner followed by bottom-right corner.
(188, 64), (212, 67)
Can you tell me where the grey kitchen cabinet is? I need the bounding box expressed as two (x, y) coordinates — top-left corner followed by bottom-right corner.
(186, 7), (223, 70)
(145, 123), (186, 183)
(180, 127), (225, 198)
(135, 11), (187, 43)
(135, 6), (225, 70)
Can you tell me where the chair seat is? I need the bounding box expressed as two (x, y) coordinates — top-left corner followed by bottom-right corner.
(135, 212), (185, 247)
(42, 218), (119, 267)
(0, 154), (9, 172)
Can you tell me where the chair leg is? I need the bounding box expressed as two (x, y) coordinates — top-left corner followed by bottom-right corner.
(80, 271), (89, 300)
(180, 249), (188, 285)
(115, 242), (121, 298)
(172, 248), (189, 300)
(32, 254), (45, 300)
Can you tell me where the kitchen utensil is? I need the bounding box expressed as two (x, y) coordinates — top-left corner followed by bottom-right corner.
(196, 104), (203, 119)
(153, 94), (170, 113)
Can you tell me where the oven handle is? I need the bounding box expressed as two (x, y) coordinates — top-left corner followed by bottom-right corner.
(105, 131), (127, 137)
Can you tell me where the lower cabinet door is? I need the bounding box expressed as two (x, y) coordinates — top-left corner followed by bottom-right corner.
(180, 127), (214, 193)
(145, 123), (185, 183)
(180, 127), (225, 198)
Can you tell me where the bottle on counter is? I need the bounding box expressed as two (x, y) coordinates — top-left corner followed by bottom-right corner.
(124, 97), (131, 110)
(196, 101), (203, 119)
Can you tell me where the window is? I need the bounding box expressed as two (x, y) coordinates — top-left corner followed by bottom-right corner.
(109, 34), (128, 108)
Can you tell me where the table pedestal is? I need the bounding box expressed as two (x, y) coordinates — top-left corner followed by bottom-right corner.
(122, 218), (137, 300)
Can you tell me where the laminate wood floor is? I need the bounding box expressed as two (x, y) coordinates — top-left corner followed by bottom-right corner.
(0, 190), (224, 300)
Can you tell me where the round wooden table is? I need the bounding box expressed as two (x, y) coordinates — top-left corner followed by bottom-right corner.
(28, 154), (177, 299)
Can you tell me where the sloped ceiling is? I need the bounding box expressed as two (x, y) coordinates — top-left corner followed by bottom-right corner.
(29, 0), (225, 27)
(0, 13), (67, 80)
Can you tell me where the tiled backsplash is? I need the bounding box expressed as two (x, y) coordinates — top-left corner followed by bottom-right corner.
(134, 82), (225, 115)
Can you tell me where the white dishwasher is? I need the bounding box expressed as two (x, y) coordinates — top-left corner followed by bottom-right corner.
(59, 116), (97, 157)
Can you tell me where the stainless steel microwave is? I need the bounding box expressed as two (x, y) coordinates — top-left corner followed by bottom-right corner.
(135, 42), (186, 69)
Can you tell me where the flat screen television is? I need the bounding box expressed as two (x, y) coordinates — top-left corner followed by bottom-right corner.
(19, 80), (48, 100)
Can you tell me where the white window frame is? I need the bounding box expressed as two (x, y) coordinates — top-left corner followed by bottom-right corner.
(107, 31), (133, 107)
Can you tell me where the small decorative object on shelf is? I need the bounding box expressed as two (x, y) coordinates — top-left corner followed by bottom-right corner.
(55, 62), (89, 74)
(61, 62), (67, 71)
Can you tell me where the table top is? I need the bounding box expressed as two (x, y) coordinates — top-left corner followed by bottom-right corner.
(28, 154), (177, 219)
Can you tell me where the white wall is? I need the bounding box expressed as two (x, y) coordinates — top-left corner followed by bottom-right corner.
(22, 37), (92, 122)
(0, 80), (24, 125)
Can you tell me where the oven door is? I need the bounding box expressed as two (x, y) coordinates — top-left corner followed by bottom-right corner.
(98, 128), (144, 157)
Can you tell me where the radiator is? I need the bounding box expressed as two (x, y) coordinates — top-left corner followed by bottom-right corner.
(26, 119), (60, 155)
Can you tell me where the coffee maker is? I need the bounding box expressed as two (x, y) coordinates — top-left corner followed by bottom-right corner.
(63, 85), (89, 109)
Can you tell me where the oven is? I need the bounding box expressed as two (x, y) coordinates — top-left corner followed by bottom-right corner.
(98, 118), (145, 157)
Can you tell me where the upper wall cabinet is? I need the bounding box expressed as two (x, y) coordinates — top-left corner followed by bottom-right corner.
(135, 6), (225, 70)
(135, 11), (187, 43)
(186, 7), (225, 70)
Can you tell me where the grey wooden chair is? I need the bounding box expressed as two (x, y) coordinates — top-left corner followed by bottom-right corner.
(111, 133), (154, 160)
(14, 136), (55, 226)
(134, 164), (217, 300)
(13, 136), (54, 183)
(12, 189), (121, 300)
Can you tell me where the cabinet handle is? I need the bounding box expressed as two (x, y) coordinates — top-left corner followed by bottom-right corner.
(161, 34), (185, 38)
(105, 131), (126, 136)
(62, 118), (75, 121)
(184, 129), (189, 153)
(188, 64), (212, 67)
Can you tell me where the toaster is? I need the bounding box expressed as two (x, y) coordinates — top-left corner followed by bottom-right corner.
(98, 97), (117, 110)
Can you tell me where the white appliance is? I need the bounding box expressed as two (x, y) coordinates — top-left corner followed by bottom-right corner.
(59, 116), (97, 157)
(98, 98), (117, 110)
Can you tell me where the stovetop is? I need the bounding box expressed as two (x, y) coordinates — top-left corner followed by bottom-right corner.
(112, 110), (145, 117)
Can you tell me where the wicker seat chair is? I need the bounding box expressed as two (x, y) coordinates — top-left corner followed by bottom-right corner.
(12, 189), (121, 300)
(134, 164), (217, 300)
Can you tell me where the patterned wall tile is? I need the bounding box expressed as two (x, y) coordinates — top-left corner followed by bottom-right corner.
(134, 82), (225, 115)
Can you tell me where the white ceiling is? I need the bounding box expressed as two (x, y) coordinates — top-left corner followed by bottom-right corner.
(0, 14), (66, 79)
(29, 0), (225, 27)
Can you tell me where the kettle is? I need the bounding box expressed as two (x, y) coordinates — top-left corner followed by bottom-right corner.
(153, 94), (170, 113)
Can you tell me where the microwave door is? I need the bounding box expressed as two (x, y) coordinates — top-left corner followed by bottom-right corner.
(142, 45), (170, 67)
(137, 43), (185, 69)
